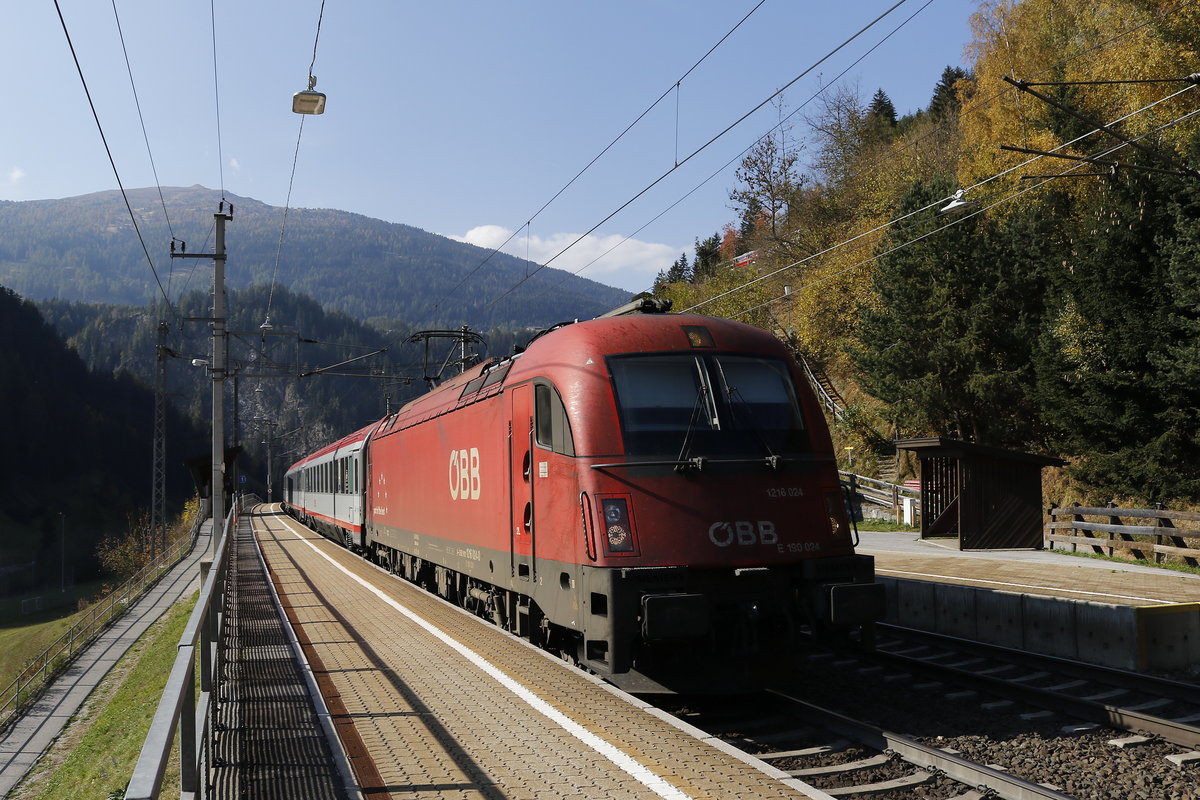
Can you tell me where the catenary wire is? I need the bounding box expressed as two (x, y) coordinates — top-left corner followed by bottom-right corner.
(431, 0), (770, 314)
(210, 0), (225, 197)
(562, 0), (1186, 292)
(52, 0), (178, 324)
(477, 0), (912, 316)
(732, 109), (1200, 323)
(674, 4), (1200, 315)
(110, 0), (175, 245)
(826, 0), (1194, 197)
(552, 0), (936, 288)
(267, 0), (327, 325)
(693, 87), (1200, 319)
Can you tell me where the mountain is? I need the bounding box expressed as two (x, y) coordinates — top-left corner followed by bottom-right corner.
(37, 283), (434, 464)
(0, 186), (631, 329)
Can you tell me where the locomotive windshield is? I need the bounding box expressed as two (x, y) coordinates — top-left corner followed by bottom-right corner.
(608, 353), (808, 459)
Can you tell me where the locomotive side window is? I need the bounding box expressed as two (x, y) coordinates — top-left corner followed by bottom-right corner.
(481, 362), (512, 391)
(608, 353), (808, 458)
(534, 382), (575, 456)
(460, 374), (487, 398)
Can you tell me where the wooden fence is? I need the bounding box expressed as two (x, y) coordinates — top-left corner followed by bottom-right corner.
(1045, 504), (1200, 567)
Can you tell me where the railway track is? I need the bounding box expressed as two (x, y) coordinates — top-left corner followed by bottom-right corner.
(872, 624), (1200, 749)
(656, 626), (1200, 799)
(658, 691), (1082, 799)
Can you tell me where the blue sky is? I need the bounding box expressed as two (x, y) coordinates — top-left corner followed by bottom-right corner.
(3, 1), (977, 295)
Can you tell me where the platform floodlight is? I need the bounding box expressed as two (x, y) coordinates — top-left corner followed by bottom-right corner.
(292, 75), (326, 115)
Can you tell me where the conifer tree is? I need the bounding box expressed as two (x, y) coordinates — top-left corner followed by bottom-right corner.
(866, 89), (898, 137)
(928, 66), (968, 120)
(851, 178), (1046, 445)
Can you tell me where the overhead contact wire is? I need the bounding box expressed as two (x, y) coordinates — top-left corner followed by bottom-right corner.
(433, 0), (769, 313)
(52, 0), (177, 323)
(678, 2), (1196, 317)
(693, 87), (1199, 318)
(565, 0), (1181, 292)
(479, 0), (912, 314)
(210, 0), (225, 197)
(267, 0), (326, 325)
(555, 0), (934, 286)
(110, 0), (175, 243)
(565, 0), (1177, 288)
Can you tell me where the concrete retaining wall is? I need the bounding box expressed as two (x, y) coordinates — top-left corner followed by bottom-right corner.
(879, 576), (1200, 673)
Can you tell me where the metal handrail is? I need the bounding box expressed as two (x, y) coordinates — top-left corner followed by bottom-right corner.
(0, 507), (206, 732)
(126, 497), (246, 800)
(840, 471), (920, 499)
(795, 352), (845, 421)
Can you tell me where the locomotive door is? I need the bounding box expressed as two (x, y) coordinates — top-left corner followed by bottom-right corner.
(510, 384), (536, 581)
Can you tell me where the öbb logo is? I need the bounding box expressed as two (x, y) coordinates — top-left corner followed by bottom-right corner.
(708, 520), (777, 547)
(448, 448), (480, 500)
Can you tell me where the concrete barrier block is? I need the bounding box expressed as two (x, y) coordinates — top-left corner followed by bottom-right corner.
(1075, 601), (1137, 670)
(892, 578), (938, 630)
(974, 590), (1024, 650)
(878, 577), (902, 625)
(932, 583), (977, 639)
(1021, 594), (1077, 659)
(1137, 603), (1200, 673)
(876, 576), (1173, 675)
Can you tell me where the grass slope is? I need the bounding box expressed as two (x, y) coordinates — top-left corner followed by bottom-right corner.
(13, 591), (198, 799)
(0, 600), (93, 694)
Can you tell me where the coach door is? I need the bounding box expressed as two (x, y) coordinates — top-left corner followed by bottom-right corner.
(510, 384), (536, 581)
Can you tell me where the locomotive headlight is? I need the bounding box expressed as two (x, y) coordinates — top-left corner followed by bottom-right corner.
(600, 498), (635, 553)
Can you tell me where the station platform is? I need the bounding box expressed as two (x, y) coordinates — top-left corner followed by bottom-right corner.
(856, 531), (1200, 673)
(248, 506), (829, 800)
(856, 530), (1200, 607)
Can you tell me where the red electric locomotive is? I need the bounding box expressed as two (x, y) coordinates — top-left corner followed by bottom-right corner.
(285, 302), (883, 689)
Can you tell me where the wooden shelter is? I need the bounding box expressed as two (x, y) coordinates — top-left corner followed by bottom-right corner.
(896, 438), (1064, 550)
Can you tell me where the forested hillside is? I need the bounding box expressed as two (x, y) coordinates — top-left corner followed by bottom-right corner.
(654, 0), (1200, 505)
(0, 287), (207, 594)
(0, 185), (630, 329)
(36, 283), (541, 497)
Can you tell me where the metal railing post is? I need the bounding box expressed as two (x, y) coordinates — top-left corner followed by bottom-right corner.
(179, 649), (198, 795)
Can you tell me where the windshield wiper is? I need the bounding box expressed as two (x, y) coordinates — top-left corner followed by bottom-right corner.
(674, 382), (713, 472)
(723, 384), (782, 470)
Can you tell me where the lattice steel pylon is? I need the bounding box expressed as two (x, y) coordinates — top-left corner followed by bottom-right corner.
(150, 320), (168, 559)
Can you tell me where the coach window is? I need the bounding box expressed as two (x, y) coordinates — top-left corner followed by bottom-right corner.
(534, 382), (575, 456)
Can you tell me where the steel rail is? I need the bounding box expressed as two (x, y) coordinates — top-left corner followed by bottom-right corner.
(874, 624), (1200, 748)
(767, 688), (1078, 800)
